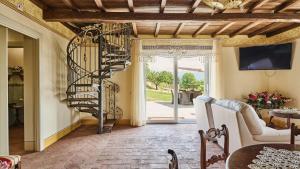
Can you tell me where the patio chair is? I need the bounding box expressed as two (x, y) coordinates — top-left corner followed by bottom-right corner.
(291, 123), (300, 144)
(199, 124), (229, 169)
(168, 149), (179, 169)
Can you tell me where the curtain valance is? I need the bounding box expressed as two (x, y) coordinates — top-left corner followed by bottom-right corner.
(140, 39), (215, 63)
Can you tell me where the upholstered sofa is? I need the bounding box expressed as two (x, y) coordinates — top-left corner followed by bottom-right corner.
(212, 99), (300, 152)
(193, 96), (215, 132)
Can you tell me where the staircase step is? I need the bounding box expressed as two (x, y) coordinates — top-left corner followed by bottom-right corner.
(68, 98), (98, 102)
(102, 61), (125, 65)
(69, 104), (98, 107)
(103, 119), (116, 132)
(91, 74), (111, 79)
(80, 109), (97, 113)
(66, 91), (76, 95)
(74, 84), (92, 87)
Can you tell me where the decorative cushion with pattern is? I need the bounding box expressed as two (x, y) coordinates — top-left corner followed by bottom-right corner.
(0, 155), (21, 169)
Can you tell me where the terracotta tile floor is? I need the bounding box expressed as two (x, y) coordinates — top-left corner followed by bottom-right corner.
(22, 124), (225, 169)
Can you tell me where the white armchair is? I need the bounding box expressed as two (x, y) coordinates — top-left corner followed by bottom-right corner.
(211, 99), (300, 153)
(193, 96), (215, 132)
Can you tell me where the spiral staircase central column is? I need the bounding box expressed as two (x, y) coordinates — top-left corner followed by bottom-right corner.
(97, 35), (104, 134)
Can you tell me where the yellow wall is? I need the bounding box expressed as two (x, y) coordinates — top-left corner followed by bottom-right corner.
(220, 46), (269, 100)
(268, 39), (300, 109)
(8, 48), (23, 67)
(109, 67), (133, 120)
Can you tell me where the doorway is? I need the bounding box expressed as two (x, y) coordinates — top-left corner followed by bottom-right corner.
(145, 55), (210, 123)
(0, 28), (39, 155)
(8, 47), (25, 155)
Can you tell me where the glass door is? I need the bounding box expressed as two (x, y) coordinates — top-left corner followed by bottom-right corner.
(177, 56), (207, 122)
(145, 55), (209, 123)
(145, 56), (176, 123)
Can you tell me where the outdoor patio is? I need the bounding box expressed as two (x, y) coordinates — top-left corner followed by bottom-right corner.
(146, 101), (196, 121)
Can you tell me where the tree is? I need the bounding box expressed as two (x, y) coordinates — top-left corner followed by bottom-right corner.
(146, 70), (173, 90)
(159, 71), (173, 86)
(196, 80), (204, 92)
(180, 72), (198, 90)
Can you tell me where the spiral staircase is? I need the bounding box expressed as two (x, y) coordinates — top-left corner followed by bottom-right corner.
(66, 24), (132, 133)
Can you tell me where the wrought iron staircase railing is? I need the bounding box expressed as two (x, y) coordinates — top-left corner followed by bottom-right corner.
(66, 24), (131, 133)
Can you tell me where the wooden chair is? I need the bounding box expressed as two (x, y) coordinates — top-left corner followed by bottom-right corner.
(199, 124), (229, 169)
(291, 123), (300, 144)
(168, 149), (178, 169)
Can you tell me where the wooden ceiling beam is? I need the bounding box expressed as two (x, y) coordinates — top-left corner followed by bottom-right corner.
(274, 0), (298, 13)
(174, 23), (185, 37)
(212, 22), (236, 37)
(61, 0), (78, 10)
(128, 0), (134, 12)
(154, 23), (161, 37)
(248, 23), (277, 37)
(62, 22), (81, 33)
(43, 11), (300, 23)
(132, 22), (138, 37)
(246, 0), (270, 13)
(189, 0), (202, 13)
(29, 0), (48, 9)
(230, 21), (262, 37)
(160, 0), (167, 13)
(266, 23), (300, 37)
(193, 23), (209, 37)
(94, 0), (106, 12)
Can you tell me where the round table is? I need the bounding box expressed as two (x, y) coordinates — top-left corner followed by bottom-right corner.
(269, 110), (300, 128)
(226, 144), (300, 169)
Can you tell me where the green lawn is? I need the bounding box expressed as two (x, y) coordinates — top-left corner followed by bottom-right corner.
(146, 89), (172, 102)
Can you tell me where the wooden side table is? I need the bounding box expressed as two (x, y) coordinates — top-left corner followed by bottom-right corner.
(269, 110), (300, 128)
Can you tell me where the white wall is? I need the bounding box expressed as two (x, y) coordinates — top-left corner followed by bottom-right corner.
(0, 3), (79, 150)
(0, 26), (9, 155)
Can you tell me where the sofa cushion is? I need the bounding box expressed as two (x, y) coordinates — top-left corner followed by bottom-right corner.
(253, 127), (300, 142)
(215, 99), (245, 112)
(215, 99), (263, 135)
(195, 95), (215, 103)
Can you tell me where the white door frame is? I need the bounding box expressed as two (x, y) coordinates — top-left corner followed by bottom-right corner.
(0, 13), (41, 153)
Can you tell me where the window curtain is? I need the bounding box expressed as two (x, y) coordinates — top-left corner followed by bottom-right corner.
(210, 39), (225, 99)
(130, 39), (146, 126)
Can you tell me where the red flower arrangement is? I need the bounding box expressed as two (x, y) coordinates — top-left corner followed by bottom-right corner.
(245, 91), (292, 110)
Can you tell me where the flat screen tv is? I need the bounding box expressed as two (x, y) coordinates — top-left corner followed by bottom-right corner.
(239, 43), (292, 70)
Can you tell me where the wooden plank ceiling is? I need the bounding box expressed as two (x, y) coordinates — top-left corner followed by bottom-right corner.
(31, 0), (300, 38)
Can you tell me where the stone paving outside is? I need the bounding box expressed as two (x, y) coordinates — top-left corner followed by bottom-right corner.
(22, 124), (225, 169)
(146, 101), (196, 121)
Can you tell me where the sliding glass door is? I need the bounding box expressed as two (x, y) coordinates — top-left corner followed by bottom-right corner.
(177, 56), (207, 122)
(145, 56), (176, 122)
(145, 55), (209, 123)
